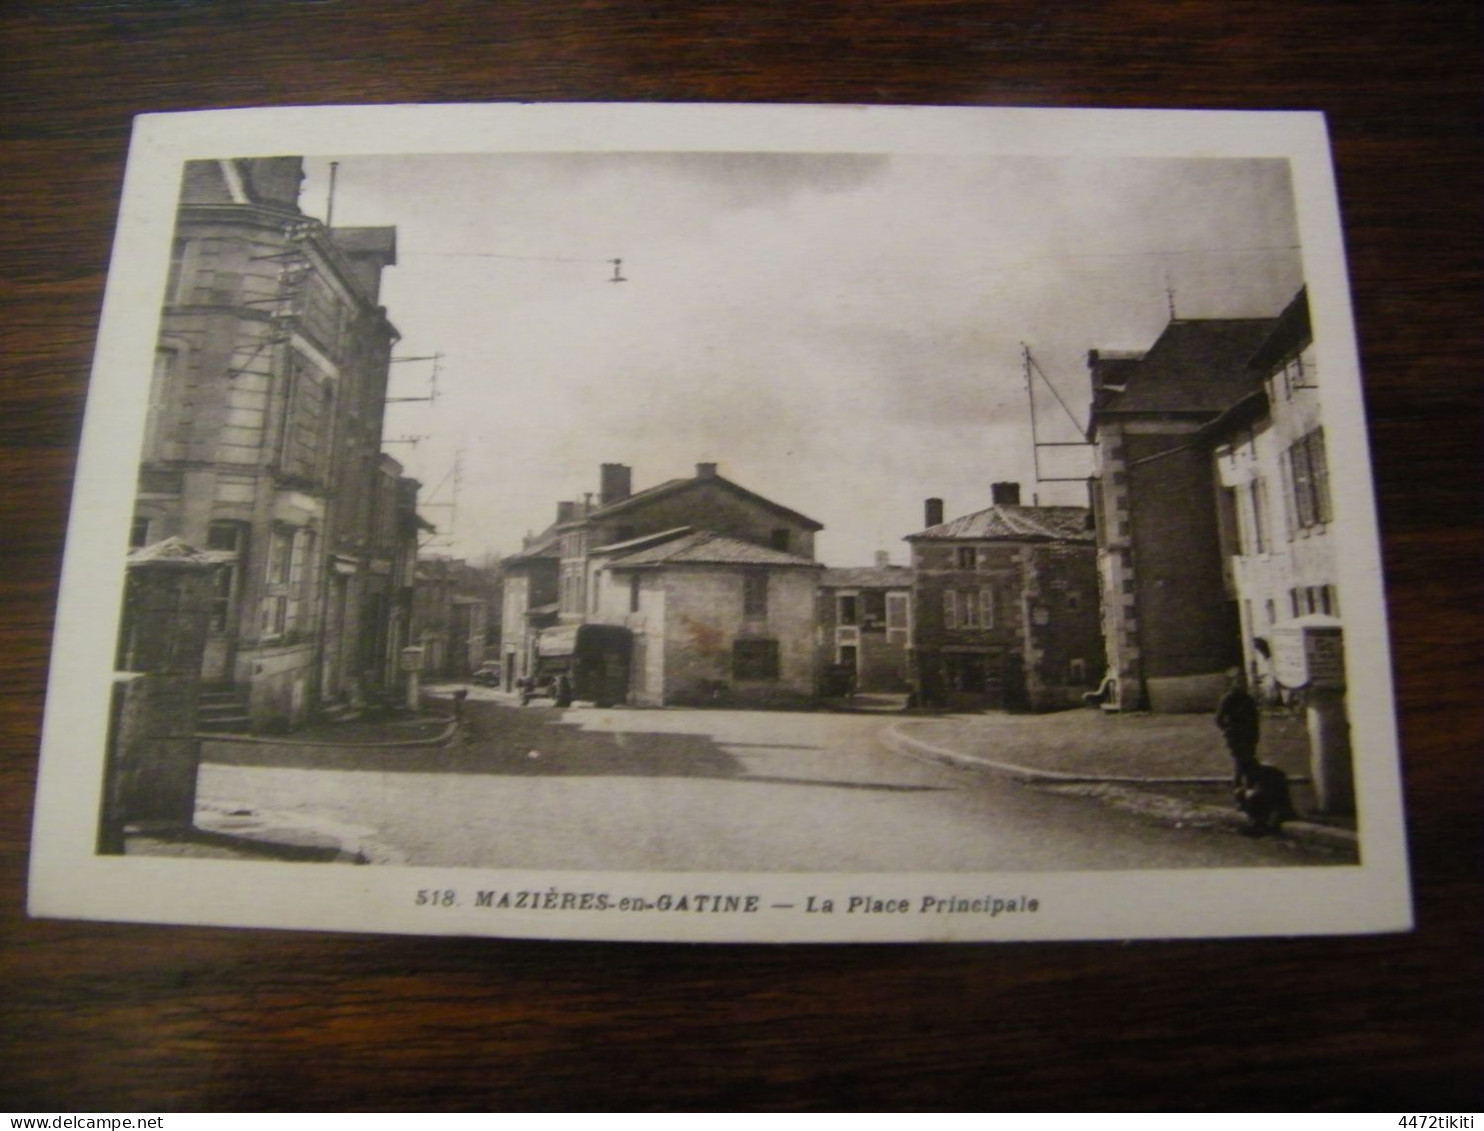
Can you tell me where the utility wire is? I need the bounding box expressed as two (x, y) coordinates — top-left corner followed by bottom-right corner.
(398, 251), (614, 264)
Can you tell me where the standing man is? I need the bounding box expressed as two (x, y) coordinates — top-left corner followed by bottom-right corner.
(1215, 668), (1261, 783)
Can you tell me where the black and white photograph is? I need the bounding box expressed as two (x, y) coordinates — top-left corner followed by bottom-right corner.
(28, 103), (1410, 943)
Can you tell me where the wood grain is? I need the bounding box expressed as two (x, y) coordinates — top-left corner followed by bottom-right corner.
(2, 0), (1479, 1112)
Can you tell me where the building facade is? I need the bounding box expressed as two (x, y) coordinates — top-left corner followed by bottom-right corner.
(412, 557), (492, 679)
(503, 462), (825, 707)
(129, 157), (410, 729)
(499, 530), (561, 692)
(1085, 314), (1278, 711)
(1206, 289), (1341, 700)
(905, 484), (1102, 712)
(817, 558), (914, 695)
(588, 528), (823, 707)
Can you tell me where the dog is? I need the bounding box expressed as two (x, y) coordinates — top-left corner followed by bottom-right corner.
(1233, 759), (1299, 837)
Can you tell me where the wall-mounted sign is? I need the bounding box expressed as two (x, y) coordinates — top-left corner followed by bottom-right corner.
(1269, 617), (1345, 690)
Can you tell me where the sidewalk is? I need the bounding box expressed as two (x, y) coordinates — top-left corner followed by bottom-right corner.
(886, 707), (1359, 854)
(123, 700), (463, 862)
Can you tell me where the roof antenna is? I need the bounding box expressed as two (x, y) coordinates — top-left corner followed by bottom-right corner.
(326, 161), (339, 229)
(609, 257), (627, 283)
(1165, 266), (1177, 321)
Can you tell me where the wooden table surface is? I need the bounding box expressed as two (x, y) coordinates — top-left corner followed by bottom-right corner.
(2, 1), (1479, 1112)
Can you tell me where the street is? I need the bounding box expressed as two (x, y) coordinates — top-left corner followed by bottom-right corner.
(198, 698), (1348, 871)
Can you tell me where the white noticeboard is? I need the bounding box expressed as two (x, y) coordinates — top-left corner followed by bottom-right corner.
(1270, 616), (1346, 691)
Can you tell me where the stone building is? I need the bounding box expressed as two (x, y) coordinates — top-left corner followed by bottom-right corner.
(128, 157), (413, 730)
(588, 527), (823, 707)
(905, 484), (1102, 712)
(1085, 312), (1279, 711)
(502, 462), (824, 707)
(816, 557), (914, 695)
(499, 530), (561, 692)
(413, 557), (492, 679)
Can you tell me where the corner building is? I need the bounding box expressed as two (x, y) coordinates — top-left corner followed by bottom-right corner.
(905, 484), (1102, 712)
(130, 157), (409, 729)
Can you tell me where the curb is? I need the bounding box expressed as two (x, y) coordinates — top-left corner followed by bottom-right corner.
(196, 715), (460, 749)
(886, 720), (1358, 852)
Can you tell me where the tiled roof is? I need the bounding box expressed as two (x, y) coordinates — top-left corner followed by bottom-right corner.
(906, 505), (1094, 543)
(1246, 288), (1310, 373)
(589, 525), (695, 555)
(606, 530), (820, 569)
(820, 566), (914, 589)
(1095, 317), (1277, 416)
(504, 530), (562, 564)
(566, 473), (824, 532)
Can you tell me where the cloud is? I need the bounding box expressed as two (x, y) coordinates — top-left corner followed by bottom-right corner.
(303, 151), (1302, 565)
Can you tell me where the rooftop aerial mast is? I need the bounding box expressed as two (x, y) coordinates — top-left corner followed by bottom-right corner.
(1021, 343), (1094, 488)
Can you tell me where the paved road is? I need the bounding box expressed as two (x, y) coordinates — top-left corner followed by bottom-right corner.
(200, 700), (1346, 871)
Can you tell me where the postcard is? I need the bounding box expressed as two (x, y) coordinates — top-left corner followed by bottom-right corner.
(28, 103), (1410, 941)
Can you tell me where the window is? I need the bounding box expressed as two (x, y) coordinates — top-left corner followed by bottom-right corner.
(862, 590), (887, 625)
(943, 590), (958, 629)
(1068, 658), (1087, 684)
(838, 594), (859, 626)
(129, 517), (152, 549)
(210, 563), (237, 633)
(743, 572), (768, 619)
(732, 638), (780, 681)
(261, 526), (310, 639)
(1286, 429), (1333, 530)
(886, 593), (908, 630)
(961, 589), (980, 628)
(284, 528), (310, 634)
(282, 358), (331, 484)
(629, 573), (641, 614)
(206, 521), (244, 552)
(1302, 585), (1340, 617)
(206, 521), (247, 633)
(957, 546), (977, 570)
(267, 526), (293, 586)
(770, 529), (791, 552)
(1277, 350), (1317, 399)
(1249, 480), (1270, 554)
(956, 588), (993, 629)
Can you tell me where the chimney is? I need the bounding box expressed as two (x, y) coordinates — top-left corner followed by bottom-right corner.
(600, 463), (632, 506)
(875, 550), (889, 568)
(695, 462), (718, 479)
(925, 498), (945, 528)
(992, 482), (1021, 506)
(556, 501), (577, 524)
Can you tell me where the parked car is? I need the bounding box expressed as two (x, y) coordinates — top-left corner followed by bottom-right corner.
(471, 661), (502, 687)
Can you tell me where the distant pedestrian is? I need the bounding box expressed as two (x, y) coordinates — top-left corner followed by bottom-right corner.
(1214, 668), (1260, 781)
(1215, 668), (1295, 836)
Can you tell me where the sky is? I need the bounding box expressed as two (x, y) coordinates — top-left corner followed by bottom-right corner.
(297, 151), (1304, 567)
